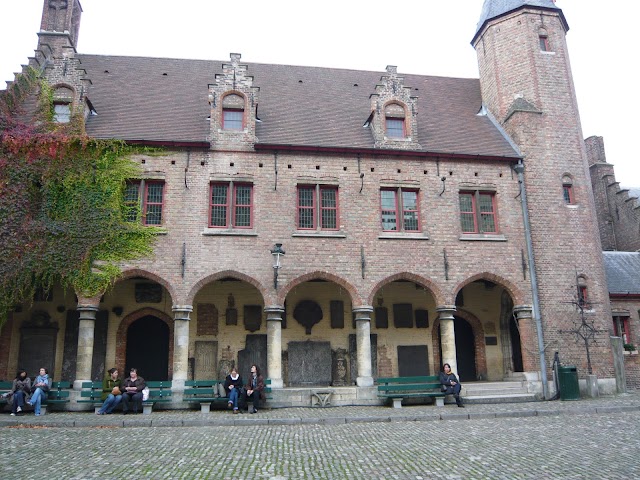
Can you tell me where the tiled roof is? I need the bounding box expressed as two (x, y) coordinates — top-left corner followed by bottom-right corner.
(473, 0), (567, 43)
(603, 252), (640, 295)
(79, 54), (520, 159)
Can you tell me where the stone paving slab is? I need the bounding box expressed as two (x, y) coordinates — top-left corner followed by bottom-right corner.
(2, 392), (640, 429)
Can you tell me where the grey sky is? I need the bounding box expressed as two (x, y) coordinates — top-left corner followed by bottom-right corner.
(1, 1), (637, 186)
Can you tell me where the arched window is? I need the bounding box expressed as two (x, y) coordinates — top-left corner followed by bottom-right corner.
(577, 275), (589, 309)
(538, 28), (550, 52)
(562, 175), (574, 204)
(222, 93), (245, 131)
(384, 103), (406, 139)
(53, 86), (74, 123)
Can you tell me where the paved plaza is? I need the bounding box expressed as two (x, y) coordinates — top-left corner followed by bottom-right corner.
(1, 394), (639, 479)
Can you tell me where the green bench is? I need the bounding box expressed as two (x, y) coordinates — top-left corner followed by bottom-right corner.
(183, 380), (228, 413)
(0, 381), (12, 409)
(377, 375), (445, 408)
(41, 381), (71, 414)
(142, 380), (172, 414)
(78, 381), (104, 413)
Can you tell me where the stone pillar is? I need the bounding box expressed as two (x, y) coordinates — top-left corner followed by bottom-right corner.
(437, 306), (458, 376)
(171, 305), (192, 395)
(73, 299), (100, 390)
(513, 305), (538, 373)
(354, 306), (374, 387)
(265, 306), (284, 389)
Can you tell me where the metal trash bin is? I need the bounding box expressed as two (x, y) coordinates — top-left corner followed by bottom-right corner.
(558, 365), (580, 400)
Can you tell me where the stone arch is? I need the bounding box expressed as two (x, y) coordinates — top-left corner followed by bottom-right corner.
(117, 268), (177, 305)
(187, 270), (266, 306)
(452, 272), (523, 306)
(367, 272), (445, 307)
(115, 307), (174, 379)
(278, 271), (359, 306)
(431, 308), (487, 380)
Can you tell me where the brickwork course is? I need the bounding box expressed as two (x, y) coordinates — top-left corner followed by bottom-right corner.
(2, 0), (639, 396)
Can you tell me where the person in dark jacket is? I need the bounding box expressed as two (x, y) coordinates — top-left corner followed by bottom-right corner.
(439, 363), (464, 407)
(121, 368), (146, 414)
(10, 370), (31, 416)
(97, 367), (122, 415)
(223, 367), (244, 414)
(244, 364), (265, 414)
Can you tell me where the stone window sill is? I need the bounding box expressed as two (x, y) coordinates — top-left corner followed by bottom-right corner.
(459, 234), (507, 242)
(378, 233), (429, 240)
(202, 228), (258, 237)
(292, 232), (346, 239)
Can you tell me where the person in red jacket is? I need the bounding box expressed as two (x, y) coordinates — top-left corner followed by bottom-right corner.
(244, 364), (265, 414)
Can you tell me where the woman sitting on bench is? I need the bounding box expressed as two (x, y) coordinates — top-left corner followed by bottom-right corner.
(440, 363), (464, 408)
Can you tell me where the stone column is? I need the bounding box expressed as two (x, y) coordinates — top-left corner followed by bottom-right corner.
(171, 305), (192, 396)
(513, 305), (537, 373)
(73, 299), (100, 390)
(437, 305), (458, 376)
(354, 306), (374, 387)
(265, 306), (284, 389)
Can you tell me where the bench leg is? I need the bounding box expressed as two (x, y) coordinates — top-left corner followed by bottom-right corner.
(142, 404), (153, 415)
(94, 405), (101, 414)
(40, 405), (48, 415)
(391, 398), (403, 409)
(435, 397), (445, 407)
(200, 403), (211, 414)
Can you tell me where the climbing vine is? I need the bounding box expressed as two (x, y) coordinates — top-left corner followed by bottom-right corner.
(0, 67), (160, 328)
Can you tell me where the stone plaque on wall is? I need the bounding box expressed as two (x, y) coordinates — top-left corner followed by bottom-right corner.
(197, 303), (219, 336)
(330, 300), (344, 329)
(294, 300), (323, 334)
(194, 341), (218, 380)
(288, 341), (332, 386)
(135, 283), (162, 303)
(244, 305), (263, 332)
(415, 309), (429, 329)
(18, 311), (58, 378)
(238, 334), (267, 379)
(374, 307), (388, 329)
(393, 303), (413, 328)
(225, 294), (237, 326)
(398, 345), (429, 377)
(349, 334), (378, 383)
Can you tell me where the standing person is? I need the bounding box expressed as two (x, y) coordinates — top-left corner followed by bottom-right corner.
(97, 368), (122, 415)
(121, 368), (145, 414)
(28, 367), (51, 416)
(440, 363), (464, 408)
(244, 364), (265, 414)
(10, 370), (31, 416)
(223, 367), (244, 414)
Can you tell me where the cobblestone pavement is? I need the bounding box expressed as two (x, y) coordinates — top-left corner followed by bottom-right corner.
(1, 394), (639, 479)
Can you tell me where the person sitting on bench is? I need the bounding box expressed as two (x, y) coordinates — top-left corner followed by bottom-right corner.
(439, 363), (464, 408)
(244, 364), (265, 414)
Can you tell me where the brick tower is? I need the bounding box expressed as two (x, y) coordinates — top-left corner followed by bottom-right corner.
(473, 1), (614, 381)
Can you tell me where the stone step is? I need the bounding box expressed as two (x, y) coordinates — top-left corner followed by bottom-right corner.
(461, 393), (538, 404)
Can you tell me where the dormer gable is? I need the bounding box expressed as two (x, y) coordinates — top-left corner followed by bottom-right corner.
(367, 65), (421, 150)
(209, 53), (260, 151)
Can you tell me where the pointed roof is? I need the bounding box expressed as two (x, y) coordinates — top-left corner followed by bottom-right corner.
(472, 0), (568, 44)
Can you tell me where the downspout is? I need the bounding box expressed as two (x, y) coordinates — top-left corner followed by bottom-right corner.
(514, 160), (549, 399)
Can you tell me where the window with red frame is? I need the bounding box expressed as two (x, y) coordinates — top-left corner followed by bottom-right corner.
(210, 182), (253, 228)
(123, 180), (164, 225)
(562, 175), (574, 204)
(539, 34), (550, 51)
(380, 188), (420, 232)
(222, 93), (245, 131)
(459, 191), (497, 234)
(297, 185), (338, 230)
(577, 285), (589, 309)
(613, 316), (631, 344)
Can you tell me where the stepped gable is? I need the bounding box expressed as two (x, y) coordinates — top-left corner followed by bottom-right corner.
(78, 54), (519, 159)
(603, 252), (640, 295)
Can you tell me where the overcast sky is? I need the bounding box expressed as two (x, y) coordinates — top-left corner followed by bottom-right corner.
(1, 1), (637, 187)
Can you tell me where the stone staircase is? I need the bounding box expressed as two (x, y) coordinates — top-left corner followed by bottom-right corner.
(460, 380), (538, 404)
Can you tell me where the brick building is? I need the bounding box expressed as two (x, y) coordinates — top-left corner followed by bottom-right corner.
(1, 0), (629, 406)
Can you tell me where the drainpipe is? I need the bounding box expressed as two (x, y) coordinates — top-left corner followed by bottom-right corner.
(513, 160), (549, 399)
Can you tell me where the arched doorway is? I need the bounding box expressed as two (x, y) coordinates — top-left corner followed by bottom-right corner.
(125, 315), (169, 380)
(510, 316), (523, 372)
(454, 316), (476, 382)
